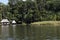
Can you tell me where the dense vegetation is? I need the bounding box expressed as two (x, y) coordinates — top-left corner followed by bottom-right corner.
(0, 0), (60, 24)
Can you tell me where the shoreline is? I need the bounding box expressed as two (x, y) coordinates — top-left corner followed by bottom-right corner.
(1, 21), (60, 25)
(31, 21), (60, 25)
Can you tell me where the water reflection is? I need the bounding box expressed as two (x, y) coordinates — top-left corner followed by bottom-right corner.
(12, 25), (16, 40)
(1, 25), (9, 40)
(0, 25), (60, 40)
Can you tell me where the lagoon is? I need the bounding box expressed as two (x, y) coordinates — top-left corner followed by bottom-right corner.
(0, 24), (60, 40)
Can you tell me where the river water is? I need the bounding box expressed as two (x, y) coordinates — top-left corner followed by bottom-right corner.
(0, 24), (60, 40)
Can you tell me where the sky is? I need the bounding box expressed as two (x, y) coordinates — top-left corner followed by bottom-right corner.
(0, 0), (8, 4)
(0, 0), (34, 5)
(0, 0), (26, 4)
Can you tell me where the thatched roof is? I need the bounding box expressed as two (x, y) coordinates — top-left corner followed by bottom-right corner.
(1, 19), (9, 23)
(12, 20), (16, 23)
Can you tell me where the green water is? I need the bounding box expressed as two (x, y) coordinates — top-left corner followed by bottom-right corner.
(0, 24), (60, 40)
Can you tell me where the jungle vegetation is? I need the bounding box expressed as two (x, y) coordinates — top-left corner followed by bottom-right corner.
(0, 0), (60, 24)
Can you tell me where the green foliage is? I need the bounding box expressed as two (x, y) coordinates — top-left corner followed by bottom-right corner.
(0, 0), (60, 24)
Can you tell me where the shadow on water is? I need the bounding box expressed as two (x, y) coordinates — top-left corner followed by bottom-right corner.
(0, 24), (60, 40)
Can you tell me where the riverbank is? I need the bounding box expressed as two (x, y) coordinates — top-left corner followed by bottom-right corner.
(31, 21), (60, 25)
(1, 21), (60, 26)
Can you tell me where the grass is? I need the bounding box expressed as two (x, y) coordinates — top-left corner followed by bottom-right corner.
(31, 21), (60, 25)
